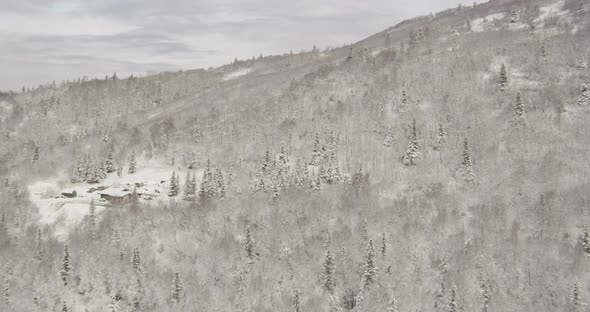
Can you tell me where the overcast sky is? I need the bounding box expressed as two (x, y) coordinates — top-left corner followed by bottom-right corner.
(0, 0), (468, 91)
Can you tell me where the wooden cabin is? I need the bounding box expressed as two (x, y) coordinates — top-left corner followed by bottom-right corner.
(97, 188), (132, 205)
(61, 190), (77, 198)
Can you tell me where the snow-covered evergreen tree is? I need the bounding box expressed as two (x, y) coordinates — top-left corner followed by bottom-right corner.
(34, 228), (43, 261)
(571, 282), (582, 312)
(292, 158), (306, 189)
(582, 226), (590, 254)
(3, 277), (9, 306)
(324, 164), (335, 184)
(214, 168), (226, 198)
(70, 162), (80, 183)
(86, 156), (106, 183)
(245, 226), (255, 260)
(433, 123), (446, 150)
(323, 249), (335, 294)
(272, 184), (280, 200)
(310, 132), (322, 166)
(400, 90), (408, 112)
(251, 166), (264, 194)
(130, 248), (144, 311)
(32, 146), (40, 164)
(361, 218), (369, 241)
(323, 131), (338, 164)
(171, 272), (184, 304)
(333, 164), (342, 184)
(383, 125), (394, 147)
(387, 292), (399, 312)
(278, 144), (288, 168)
(449, 285), (458, 312)
(540, 42), (547, 59)
(0, 209), (7, 246)
(261, 149), (271, 173)
(292, 289), (302, 312)
(514, 92), (525, 118)
(302, 160), (310, 188)
(128, 151), (137, 174)
(132, 247), (143, 275)
(61, 300), (68, 312)
(199, 179), (207, 200)
(313, 174), (322, 191)
(499, 63), (508, 92)
(434, 270), (446, 312)
(33, 289), (39, 308)
(105, 151), (116, 173)
(183, 171), (193, 199)
(351, 166), (368, 190)
(191, 173), (197, 196)
(200, 159), (215, 199)
(319, 164), (327, 182)
(362, 239), (377, 288)
(87, 199), (98, 240)
(380, 232), (387, 257)
(480, 279), (490, 312)
(228, 166), (237, 183)
(107, 293), (119, 312)
(84, 156), (97, 183)
(402, 120), (421, 166)
(187, 151), (196, 169)
(578, 83), (589, 106)
(168, 171), (178, 197)
(455, 138), (475, 183)
(59, 244), (71, 286)
(510, 9), (519, 23)
(326, 293), (342, 312)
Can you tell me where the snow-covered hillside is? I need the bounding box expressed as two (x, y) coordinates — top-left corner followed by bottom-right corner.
(0, 0), (589, 311)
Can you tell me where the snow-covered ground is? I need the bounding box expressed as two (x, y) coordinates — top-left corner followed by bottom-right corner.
(371, 49), (384, 57)
(28, 157), (203, 240)
(471, 12), (505, 32)
(223, 68), (252, 81)
(471, 1), (571, 33)
(534, 0), (568, 26)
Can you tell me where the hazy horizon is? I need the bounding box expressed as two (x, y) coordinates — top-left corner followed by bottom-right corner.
(0, 0), (468, 91)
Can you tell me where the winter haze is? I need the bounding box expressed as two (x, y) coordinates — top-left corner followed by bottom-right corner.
(1, 0), (590, 312)
(0, 0), (466, 91)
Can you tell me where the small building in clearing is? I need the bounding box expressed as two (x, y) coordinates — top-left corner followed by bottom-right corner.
(61, 190), (77, 198)
(97, 188), (132, 205)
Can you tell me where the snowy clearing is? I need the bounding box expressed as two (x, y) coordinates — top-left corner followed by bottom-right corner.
(471, 13), (505, 32)
(28, 158), (203, 240)
(223, 68), (253, 81)
(534, 0), (568, 26)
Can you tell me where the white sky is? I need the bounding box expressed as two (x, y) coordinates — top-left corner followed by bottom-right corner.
(0, 0), (468, 91)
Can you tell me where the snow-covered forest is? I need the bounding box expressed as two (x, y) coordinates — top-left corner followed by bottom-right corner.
(1, 0), (590, 311)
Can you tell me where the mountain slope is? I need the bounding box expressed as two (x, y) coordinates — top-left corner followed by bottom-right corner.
(0, 0), (590, 311)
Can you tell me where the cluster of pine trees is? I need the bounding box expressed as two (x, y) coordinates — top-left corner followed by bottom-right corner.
(71, 152), (116, 184)
(166, 161), (226, 201)
(198, 159), (226, 200)
(251, 132), (345, 197)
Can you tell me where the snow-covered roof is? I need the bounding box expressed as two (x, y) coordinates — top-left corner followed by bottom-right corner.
(97, 187), (131, 197)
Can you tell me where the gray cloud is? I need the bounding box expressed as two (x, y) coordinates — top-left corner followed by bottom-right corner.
(0, 0), (467, 90)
